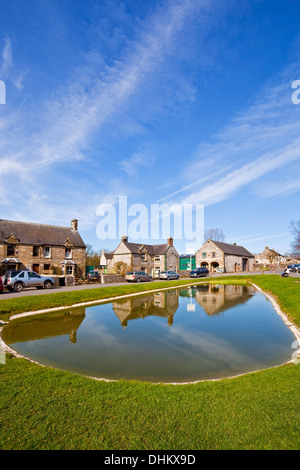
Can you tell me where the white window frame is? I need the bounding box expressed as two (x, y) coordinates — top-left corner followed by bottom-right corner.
(43, 247), (51, 258)
(65, 247), (72, 259)
(66, 265), (73, 275)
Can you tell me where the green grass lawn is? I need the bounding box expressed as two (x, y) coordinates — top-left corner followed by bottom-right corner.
(1, 275), (300, 450)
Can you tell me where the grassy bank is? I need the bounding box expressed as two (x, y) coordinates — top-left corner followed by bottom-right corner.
(1, 275), (300, 450)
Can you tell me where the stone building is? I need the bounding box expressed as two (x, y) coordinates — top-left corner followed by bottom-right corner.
(109, 235), (179, 278)
(254, 247), (286, 266)
(0, 219), (86, 276)
(196, 239), (254, 273)
(99, 250), (114, 270)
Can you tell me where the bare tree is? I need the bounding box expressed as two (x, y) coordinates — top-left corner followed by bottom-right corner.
(204, 228), (225, 242)
(290, 220), (300, 258)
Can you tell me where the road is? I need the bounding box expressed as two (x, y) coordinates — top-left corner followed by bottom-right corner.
(0, 270), (299, 300)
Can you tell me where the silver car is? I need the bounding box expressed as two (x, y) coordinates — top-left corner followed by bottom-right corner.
(159, 271), (179, 280)
(6, 270), (55, 292)
(125, 271), (152, 282)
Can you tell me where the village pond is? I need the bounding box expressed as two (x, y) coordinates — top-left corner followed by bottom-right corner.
(2, 284), (296, 383)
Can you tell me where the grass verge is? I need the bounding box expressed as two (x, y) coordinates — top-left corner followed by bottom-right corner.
(0, 275), (299, 450)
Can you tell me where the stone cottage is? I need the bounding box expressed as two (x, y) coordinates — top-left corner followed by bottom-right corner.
(0, 219), (86, 276)
(109, 235), (179, 278)
(254, 247), (286, 266)
(99, 250), (114, 270)
(196, 239), (254, 273)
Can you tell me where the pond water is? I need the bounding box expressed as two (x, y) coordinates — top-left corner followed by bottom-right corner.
(2, 285), (296, 383)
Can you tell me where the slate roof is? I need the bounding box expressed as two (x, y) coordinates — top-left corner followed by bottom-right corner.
(0, 219), (86, 248)
(122, 241), (172, 255)
(209, 240), (254, 258)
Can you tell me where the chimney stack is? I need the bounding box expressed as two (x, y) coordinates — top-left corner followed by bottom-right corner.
(71, 219), (78, 231)
(121, 234), (128, 243)
(167, 236), (173, 246)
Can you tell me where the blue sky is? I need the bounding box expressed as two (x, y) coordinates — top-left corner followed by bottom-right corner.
(0, 0), (300, 255)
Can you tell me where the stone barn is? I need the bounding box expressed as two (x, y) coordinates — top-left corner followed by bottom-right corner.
(196, 239), (254, 273)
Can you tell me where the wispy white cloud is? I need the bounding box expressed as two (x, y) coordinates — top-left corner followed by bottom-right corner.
(0, 36), (13, 77)
(161, 61), (300, 207)
(119, 151), (153, 177)
(227, 232), (290, 247)
(0, 1), (208, 226)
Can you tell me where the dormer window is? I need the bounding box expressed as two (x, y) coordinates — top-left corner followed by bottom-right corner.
(65, 247), (72, 259)
(141, 253), (146, 261)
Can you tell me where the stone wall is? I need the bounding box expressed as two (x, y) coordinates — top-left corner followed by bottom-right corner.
(101, 274), (125, 284)
(179, 270), (191, 278)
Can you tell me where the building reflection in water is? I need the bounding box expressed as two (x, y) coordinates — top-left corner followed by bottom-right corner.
(112, 284), (256, 328)
(180, 284), (256, 316)
(2, 308), (86, 345)
(3, 285), (256, 346)
(112, 290), (179, 329)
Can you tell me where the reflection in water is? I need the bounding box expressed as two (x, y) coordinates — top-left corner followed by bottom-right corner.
(112, 290), (179, 328)
(194, 284), (256, 316)
(2, 286), (295, 383)
(2, 309), (85, 345)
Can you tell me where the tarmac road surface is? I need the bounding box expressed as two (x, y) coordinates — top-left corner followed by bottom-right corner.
(0, 269), (299, 300)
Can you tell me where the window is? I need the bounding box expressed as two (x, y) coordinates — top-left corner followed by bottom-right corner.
(43, 247), (51, 258)
(33, 246), (39, 257)
(7, 244), (15, 256)
(212, 252), (216, 258)
(65, 247), (72, 259)
(154, 255), (160, 262)
(28, 272), (41, 278)
(141, 253), (146, 261)
(44, 264), (50, 271)
(202, 252), (206, 258)
(66, 266), (73, 275)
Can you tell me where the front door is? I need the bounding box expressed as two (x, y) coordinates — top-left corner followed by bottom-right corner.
(242, 258), (248, 271)
(33, 264), (39, 274)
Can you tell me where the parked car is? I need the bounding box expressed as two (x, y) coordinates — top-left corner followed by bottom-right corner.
(125, 271), (152, 282)
(291, 264), (300, 272)
(159, 271), (179, 280)
(0, 276), (3, 294)
(87, 271), (101, 280)
(2, 270), (22, 286)
(6, 270), (55, 292)
(190, 267), (209, 278)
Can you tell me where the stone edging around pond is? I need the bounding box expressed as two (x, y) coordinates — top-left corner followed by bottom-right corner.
(250, 283), (300, 365)
(0, 281), (300, 385)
